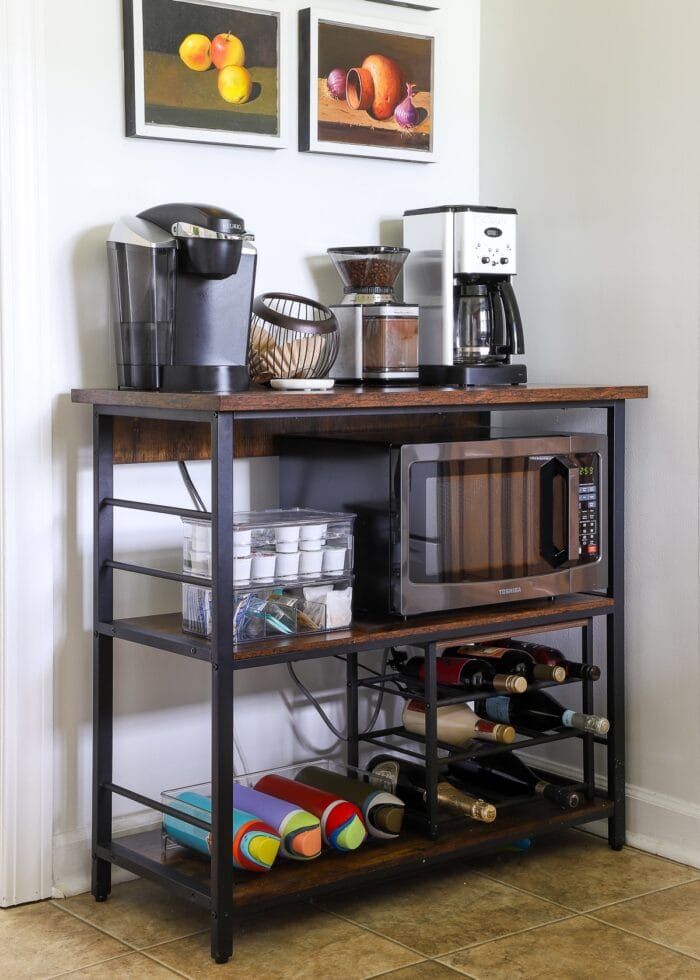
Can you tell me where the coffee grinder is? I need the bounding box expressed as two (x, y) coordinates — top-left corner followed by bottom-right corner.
(107, 203), (256, 392)
(327, 246), (418, 383)
(402, 205), (526, 386)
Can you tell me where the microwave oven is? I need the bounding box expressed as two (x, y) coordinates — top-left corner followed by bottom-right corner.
(279, 431), (607, 617)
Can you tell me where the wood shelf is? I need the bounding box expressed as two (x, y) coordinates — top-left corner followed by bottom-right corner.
(103, 797), (613, 911)
(104, 593), (616, 667)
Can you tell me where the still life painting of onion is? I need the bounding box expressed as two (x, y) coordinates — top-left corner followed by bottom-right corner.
(300, 10), (434, 161)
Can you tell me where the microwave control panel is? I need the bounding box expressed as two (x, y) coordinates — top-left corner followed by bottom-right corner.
(577, 453), (600, 561)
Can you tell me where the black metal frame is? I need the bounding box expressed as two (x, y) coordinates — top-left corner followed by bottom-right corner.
(88, 396), (627, 963)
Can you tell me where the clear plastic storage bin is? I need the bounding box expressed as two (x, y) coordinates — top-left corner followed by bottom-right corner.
(182, 508), (354, 641)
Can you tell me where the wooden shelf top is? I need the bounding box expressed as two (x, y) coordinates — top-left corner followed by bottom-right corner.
(71, 383), (648, 414)
(109, 593), (616, 667)
(109, 797), (614, 910)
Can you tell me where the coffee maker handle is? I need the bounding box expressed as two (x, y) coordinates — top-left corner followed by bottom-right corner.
(499, 281), (525, 355)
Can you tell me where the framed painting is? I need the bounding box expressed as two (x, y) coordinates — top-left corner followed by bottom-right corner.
(299, 7), (435, 162)
(123, 0), (285, 148)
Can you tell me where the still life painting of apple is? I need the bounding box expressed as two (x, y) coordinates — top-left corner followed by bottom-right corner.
(299, 9), (434, 161)
(124, 0), (281, 147)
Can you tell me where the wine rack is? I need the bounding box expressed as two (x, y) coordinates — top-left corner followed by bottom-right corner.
(72, 382), (646, 963)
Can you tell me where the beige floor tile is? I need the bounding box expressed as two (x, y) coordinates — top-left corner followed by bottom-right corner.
(54, 879), (210, 948)
(0, 901), (127, 980)
(473, 830), (697, 911)
(377, 962), (470, 978)
(592, 878), (700, 959)
(147, 904), (422, 979)
(58, 952), (181, 977)
(315, 863), (569, 956)
(439, 915), (700, 980)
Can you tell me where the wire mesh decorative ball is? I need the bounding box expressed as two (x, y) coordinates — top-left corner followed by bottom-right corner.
(248, 292), (339, 389)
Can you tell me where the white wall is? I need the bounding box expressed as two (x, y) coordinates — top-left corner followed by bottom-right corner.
(47, 0), (481, 894)
(480, 0), (700, 865)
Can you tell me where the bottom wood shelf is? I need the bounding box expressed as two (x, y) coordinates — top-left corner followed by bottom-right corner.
(101, 797), (613, 910)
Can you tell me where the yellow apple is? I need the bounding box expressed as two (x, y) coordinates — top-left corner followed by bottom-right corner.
(179, 33), (212, 71)
(217, 65), (252, 104)
(211, 32), (245, 70)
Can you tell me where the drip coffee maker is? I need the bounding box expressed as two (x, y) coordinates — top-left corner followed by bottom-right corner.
(402, 205), (527, 386)
(327, 246), (418, 383)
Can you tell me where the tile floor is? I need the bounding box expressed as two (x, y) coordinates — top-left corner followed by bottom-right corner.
(2, 830), (700, 979)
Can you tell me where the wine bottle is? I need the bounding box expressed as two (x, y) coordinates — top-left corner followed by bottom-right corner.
(367, 753), (496, 823)
(394, 653), (528, 694)
(477, 690), (610, 735)
(447, 755), (581, 810)
(444, 643), (566, 684)
(403, 698), (515, 746)
(506, 638), (601, 682)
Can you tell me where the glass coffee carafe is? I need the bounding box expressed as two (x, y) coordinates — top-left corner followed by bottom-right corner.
(454, 281), (511, 365)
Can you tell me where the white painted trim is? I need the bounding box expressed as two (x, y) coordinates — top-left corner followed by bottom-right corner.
(52, 812), (161, 899)
(0, 0), (54, 905)
(522, 754), (700, 870)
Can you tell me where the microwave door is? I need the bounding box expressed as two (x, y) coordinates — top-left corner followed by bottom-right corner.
(538, 455), (580, 568)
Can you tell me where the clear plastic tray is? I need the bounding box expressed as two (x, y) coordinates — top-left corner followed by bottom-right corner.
(161, 758), (402, 862)
(182, 578), (353, 641)
(183, 508), (355, 582)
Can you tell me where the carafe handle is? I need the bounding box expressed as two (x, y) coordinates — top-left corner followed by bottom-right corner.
(498, 281), (525, 355)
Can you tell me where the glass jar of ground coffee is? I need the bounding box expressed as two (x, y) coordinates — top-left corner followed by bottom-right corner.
(362, 303), (419, 382)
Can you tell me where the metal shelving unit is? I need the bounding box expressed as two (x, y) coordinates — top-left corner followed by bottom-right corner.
(72, 383), (646, 963)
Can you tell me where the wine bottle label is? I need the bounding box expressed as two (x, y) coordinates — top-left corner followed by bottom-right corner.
(483, 696), (511, 724)
(425, 659), (465, 686)
(479, 645), (511, 658)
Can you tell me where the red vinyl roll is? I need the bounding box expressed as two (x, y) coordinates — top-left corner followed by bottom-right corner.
(255, 774), (366, 850)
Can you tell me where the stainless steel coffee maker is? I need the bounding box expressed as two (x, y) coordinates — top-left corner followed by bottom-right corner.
(402, 205), (526, 386)
(107, 203), (256, 392)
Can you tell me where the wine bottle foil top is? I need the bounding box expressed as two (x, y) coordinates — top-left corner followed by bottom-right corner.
(532, 664), (567, 683)
(435, 782), (496, 823)
(369, 761), (399, 794)
(564, 710), (610, 736)
(493, 673), (528, 694)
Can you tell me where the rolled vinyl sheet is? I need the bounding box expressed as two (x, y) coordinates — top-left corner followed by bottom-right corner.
(255, 774), (367, 851)
(233, 782), (321, 860)
(295, 766), (405, 839)
(163, 791), (280, 871)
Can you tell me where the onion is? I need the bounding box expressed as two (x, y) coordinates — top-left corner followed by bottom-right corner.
(326, 68), (347, 100)
(394, 83), (419, 130)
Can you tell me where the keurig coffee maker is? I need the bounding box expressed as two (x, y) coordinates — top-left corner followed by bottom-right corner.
(107, 203), (256, 392)
(402, 205), (526, 386)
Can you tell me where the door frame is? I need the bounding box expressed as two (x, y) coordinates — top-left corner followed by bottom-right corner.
(0, 0), (54, 905)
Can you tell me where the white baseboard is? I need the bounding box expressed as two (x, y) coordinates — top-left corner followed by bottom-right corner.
(522, 753), (700, 869)
(52, 811), (161, 899)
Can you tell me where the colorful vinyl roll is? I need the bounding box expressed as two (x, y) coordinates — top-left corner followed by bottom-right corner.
(295, 766), (404, 840)
(163, 791), (280, 872)
(255, 774), (367, 852)
(233, 783), (321, 860)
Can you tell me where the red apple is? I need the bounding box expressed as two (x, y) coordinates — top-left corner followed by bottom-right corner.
(211, 32), (245, 70)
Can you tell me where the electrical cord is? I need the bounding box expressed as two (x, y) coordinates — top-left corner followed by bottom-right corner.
(286, 649), (389, 742)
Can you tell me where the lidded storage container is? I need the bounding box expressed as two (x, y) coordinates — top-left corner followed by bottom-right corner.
(362, 303), (419, 381)
(182, 508), (354, 642)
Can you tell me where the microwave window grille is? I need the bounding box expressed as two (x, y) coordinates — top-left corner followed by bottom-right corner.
(408, 458), (566, 583)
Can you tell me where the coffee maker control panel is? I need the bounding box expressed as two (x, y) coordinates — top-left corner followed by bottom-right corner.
(454, 208), (517, 276)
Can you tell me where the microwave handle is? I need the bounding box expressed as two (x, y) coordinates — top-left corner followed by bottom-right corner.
(539, 455), (580, 566)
